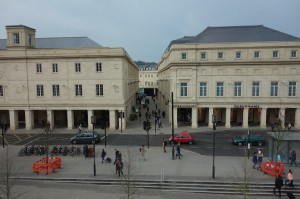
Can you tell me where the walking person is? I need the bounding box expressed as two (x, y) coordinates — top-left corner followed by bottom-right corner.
(285, 169), (294, 188)
(139, 145), (146, 160)
(290, 150), (297, 167)
(273, 175), (283, 198)
(162, 139), (167, 153)
(115, 159), (121, 177)
(101, 149), (107, 163)
(158, 118), (163, 128)
(252, 152), (258, 169)
(114, 149), (120, 164)
(288, 122), (292, 131)
(257, 151), (263, 170)
(162, 111), (165, 119)
(78, 124), (82, 134)
(176, 142), (182, 159)
(83, 144), (88, 158)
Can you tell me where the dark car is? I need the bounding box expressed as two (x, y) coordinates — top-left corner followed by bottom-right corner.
(168, 132), (195, 145)
(232, 134), (266, 146)
(70, 131), (101, 144)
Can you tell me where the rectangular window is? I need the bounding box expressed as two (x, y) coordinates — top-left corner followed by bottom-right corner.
(75, 84), (82, 96)
(199, 82), (207, 96)
(218, 52), (224, 59)
(96, 84), (103, 96)
(291, 50), (297, 58)
(96, 63), (102, 72)
(36, 64), (42, 73)
(273, 50), (279, 58)
(288, 81), (296, 96)
(52, 63), (58, 73)
(0, 85), (3, 96)
(234, 82), (242, 96)
(52, 85), (60, 96)
(180, 82), (188, 97)
(254, 51), (260, 58)
(27, 34), (32, 46)
(252, 82), (260, 96)
(36, 85), (44, 96)
(13, 33), (20, 44)
(75, 63), (81, 72)
(181, 53), (187, 60)
(200, 52), (206, 59)
(216, 82), (224, 96)
(236, 51), (241, 59)
(270, 81), (278, 97)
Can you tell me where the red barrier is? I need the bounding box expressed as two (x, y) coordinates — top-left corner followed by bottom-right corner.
(33, 157), (62, 173)
(260, 162), (284, 177)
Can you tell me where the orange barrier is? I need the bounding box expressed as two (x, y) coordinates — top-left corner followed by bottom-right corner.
(33, 157), (62, 173)
(260, 161), (284, 177)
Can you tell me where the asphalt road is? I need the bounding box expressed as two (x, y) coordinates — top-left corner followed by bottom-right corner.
(1, 130), (269, 157)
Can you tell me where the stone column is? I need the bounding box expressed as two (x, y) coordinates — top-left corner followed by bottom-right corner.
(192, 107), (198, 128)
(9, 110), (18, 130)
(260, 108), (267, 128)
(295, 108), (300, 129)
(25, 110), (34, 130)
(67, 110), (74, 130)
(208, 107), (214, 128)
(225, 108), (231, 128)
(87, 110), (93, 130)
(243, 108), (249, 128)
(109, 110), (116, 130)
(280, 108), (285, 128)
(47, 110), (54, 128)
(118, 111), (126, 130)
(174, 107), (178, 128)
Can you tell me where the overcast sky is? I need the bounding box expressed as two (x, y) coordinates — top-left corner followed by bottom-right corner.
(1, 0), (300, 62)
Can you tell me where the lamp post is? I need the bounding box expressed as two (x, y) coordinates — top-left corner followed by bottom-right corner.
(91, 116), (96, 176)
(247, 130), (250, 159)
(101, 121), (107, 148)
(45, 121), (51, 175)
(212, 114), (217, 179)
(1, 122), (5, 148)
(171, 92), (175, 160)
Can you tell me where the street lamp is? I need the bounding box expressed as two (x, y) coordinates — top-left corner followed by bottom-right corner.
(212, 114), (217, 179)
(45, 121), (51, 175)
(119, 111), (124, 133)
(91, 115), (96, 176)
(1, 122), (7, 148)
(247, 130), (251, 159)
(171, 92), (175, 160)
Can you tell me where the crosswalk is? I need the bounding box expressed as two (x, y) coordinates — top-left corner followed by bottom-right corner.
(0, 133), (34, 146)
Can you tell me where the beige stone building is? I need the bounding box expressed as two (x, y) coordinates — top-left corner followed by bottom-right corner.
(0, 25), (139, 130)
(157, 25), (300, 129)
(139, 65), (158, 96)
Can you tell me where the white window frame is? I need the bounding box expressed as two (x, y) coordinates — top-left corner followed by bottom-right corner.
(288, 81), (296, 97)
(270, 81), (278, 97)
(96, 84), (104, 96)
(234, 82), (242, 97)
(52, 63), (58, 73)
(254, 51), (260, 59)
(216, 82), (224, 96)
(272, 50), (279, 58)
(0, 85), (3, 96)
(13, 33), (20, 44)
(199, 82), (207, 97)
(218, 52), (224, 59)
(75, 63), (81, 72)
(36, 64), (42, 73)
(181, 53), (187, 60)
(52, 84), (60, 97)
(36, 84), (44, 96)
(180, 82), (188, 97)
(96, 62), (102, 72)
(75, 84), (82, 96)
(252, 82), (260, 96)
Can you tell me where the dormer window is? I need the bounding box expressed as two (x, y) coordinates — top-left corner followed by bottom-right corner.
(13, 33), (20, 44)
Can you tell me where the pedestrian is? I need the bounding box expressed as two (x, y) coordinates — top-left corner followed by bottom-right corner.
(176, 142), (182, 159)
(83, 144), (88, 158)
(115, 159), (121, 177)
(285, 169), (294, 188)
(162, 139), (167, 153)
(288, 122), (292, 131)
(257, 150), (263, 170)
(114, 149), (120, 164)
(273, 175), (283, 198)
(139, 145), (146, 160)
(78, 124), (82, 134)
(290, 150), (297, 167)
(162, 111), (165, 119)
(252, 152), (258, 169)
(158, 119), (163, 128)
(101, 149), (107, 163)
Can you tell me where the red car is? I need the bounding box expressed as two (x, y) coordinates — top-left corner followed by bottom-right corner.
(168, 132), (195, 145)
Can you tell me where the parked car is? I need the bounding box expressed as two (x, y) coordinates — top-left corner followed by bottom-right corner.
(168, 131), (195, 145)
(232, 134), (266, 146)
(70, 131), (101, 144)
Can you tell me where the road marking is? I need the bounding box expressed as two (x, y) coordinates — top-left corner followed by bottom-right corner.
(13, 133), (22, 141)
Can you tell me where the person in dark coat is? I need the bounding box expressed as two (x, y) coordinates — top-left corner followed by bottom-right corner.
(273, 175), (283, 198)
(252, 152), (258, 169)
(101, 149), (107, 163)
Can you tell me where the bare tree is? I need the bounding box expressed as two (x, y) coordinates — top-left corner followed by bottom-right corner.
(272, 108), (287, 162)
(0, 147), (22, 199)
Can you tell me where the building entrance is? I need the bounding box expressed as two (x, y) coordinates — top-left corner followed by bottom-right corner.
(177, 108), (192, 126)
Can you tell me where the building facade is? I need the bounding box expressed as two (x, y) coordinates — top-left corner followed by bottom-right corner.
(0, 25), (139, 130)
(139, 65), (158, 96)
(157, 25), (300, 129)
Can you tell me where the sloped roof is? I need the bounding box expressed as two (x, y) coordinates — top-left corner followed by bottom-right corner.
(166, 25), (300, 51)
(0, 37), (101, 49)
